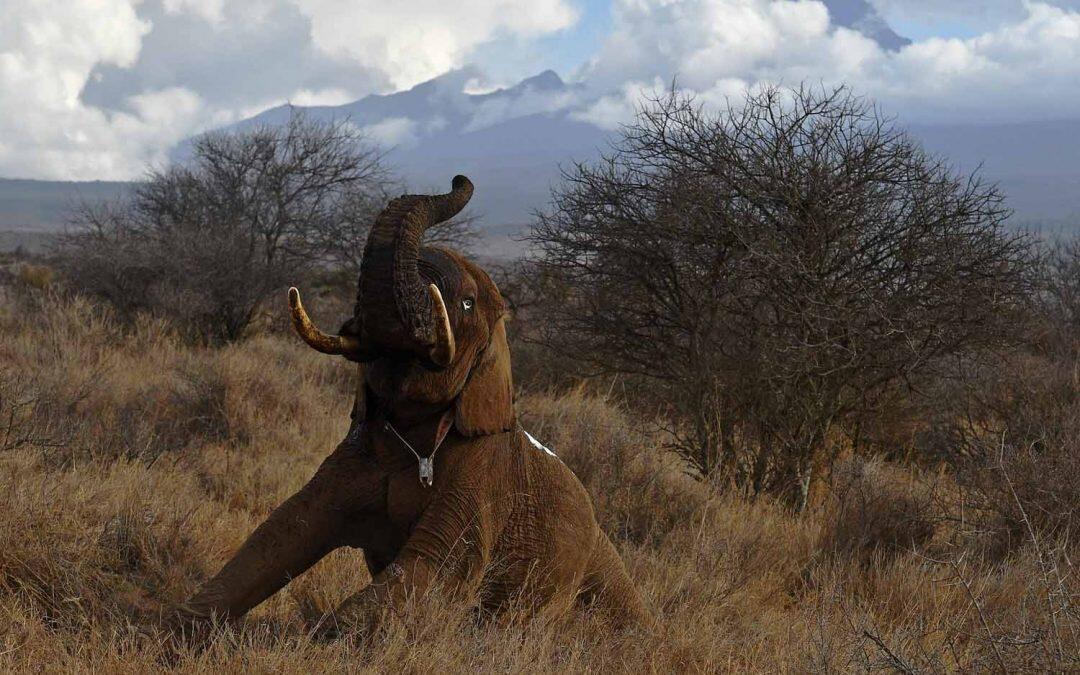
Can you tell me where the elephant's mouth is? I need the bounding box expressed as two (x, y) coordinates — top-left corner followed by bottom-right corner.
(289, 176), (473, 370)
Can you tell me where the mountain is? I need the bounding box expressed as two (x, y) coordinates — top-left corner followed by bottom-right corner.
(208, 67), (1080, 253)
(0, 178), (130, 254)
(910, 119), (1080, 228)
(825, 0), (911, 51)
(0, 178), (130, 231)
(6, 70), (1080, 256)
(232, 68), (572, 135)
(189, 68), (601, 255)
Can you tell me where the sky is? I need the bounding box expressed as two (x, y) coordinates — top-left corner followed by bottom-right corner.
(2, 0), (1080, 181)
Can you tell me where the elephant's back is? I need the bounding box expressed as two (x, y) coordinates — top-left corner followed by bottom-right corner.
(484, 429), (602, 600)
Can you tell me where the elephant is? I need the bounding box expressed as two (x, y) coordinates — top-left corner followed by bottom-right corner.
(177, 175), (654, 637)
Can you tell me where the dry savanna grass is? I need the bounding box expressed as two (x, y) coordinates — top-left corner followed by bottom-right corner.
(1, 290), (1077, 672)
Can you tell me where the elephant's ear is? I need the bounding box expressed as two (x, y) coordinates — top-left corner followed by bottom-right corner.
(455, 318), (515, 436)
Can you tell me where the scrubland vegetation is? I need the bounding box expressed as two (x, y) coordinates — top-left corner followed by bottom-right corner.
(0, 281), (1077, 672)
(1, 86), (1078, 672)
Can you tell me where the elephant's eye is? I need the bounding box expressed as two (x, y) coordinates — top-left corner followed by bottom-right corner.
(461, 298), (474, 312)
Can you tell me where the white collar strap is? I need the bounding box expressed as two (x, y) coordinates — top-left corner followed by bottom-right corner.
(384, 420), (449, 487)
(523, 430), (558, 458)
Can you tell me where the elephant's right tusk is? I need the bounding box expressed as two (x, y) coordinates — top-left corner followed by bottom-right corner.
(427, 284), (456, 368)
(288, 287), (363, 357)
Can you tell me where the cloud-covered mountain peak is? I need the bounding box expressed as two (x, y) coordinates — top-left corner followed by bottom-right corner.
(509, 69), (565, 92)
(823, 0), (911, 51)
(230, 66), (574, 146)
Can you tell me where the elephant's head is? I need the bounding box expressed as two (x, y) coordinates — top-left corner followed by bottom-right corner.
(289, 176), (514, 435)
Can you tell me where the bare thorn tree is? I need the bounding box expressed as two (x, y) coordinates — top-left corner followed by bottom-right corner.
(58, 113), (476, 343)
(529, 84), (1037, 508)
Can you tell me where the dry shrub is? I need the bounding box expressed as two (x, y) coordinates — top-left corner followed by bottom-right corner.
(0, 371), (49, 454)
(938, 351), (1080, 555)
(16, 264), (52, 290)
(0, 292), (353, 466)
(817, 457), (940, 564)
(958, 437), (1080, 559)
(0, 453), (206, 632)
(0, 289), (1076, 672)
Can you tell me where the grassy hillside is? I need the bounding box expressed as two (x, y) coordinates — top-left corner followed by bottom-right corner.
(0, 288), (1076, 672)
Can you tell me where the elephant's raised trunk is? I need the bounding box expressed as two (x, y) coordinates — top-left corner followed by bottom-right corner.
(357, 175), (472, 367)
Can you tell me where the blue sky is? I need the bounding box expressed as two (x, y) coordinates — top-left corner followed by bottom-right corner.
(472, 0), (613, 83)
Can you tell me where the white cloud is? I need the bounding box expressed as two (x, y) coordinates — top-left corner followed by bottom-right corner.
(362, 117), (420, 147)
(463, 76), (503, 95)
(465, 85), (580, 132)
(585, 0), (872, 94)
(869, 2), (1080, 120)
(293, 0), (579, 90)
(288, 87), (358, 107)
(579, 0), (1080, 126)
(162, 0), (227, 26)
(0, 0), (219, 179)
(572, 79), (660, 130)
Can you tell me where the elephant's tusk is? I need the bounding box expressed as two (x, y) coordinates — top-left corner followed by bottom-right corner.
(427, 284), (456, 368)
(288, 287), (363, 357)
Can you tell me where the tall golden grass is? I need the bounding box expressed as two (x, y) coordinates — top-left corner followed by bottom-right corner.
(1, 290), (1076, 672)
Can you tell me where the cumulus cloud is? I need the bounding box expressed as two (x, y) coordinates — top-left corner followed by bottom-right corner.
(162, 0), (228, 26)
(0, 0), (217, 179)
(578, 0), (1080, 126)
(572, 79), (659, 130)
(583, 1), (879, 100)
(287, 88), (359, 107)
(80, 1), (388, 120)
(0, 0), (368, 179)
(854, 1), (1080, 121)
(293, 0), (579, 90)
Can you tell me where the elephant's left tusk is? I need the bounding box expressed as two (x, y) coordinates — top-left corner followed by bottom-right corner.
(288, 287), (363, 357)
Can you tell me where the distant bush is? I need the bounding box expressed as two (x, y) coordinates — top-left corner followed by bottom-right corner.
(57, 114), (389, 343)
(1041, 235), (1080, 357)
(903, 235), (1080, 555)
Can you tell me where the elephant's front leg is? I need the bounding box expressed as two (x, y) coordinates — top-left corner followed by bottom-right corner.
(314, 550), (439, 638)
(181, 442), (380, 624)
(317, 494), (492, 638)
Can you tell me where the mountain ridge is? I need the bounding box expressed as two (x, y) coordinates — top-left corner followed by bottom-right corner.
(9, 109), (1080, 255)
